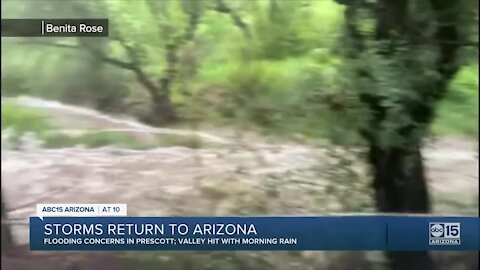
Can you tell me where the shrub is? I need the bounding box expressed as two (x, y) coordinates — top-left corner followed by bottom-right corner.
(1, 101), (51, 135)
(432, 64), (479, 137)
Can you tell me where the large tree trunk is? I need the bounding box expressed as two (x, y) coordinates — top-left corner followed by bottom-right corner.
(338, 0), (462, 268)
(147, 92), (178, 125)
(368, 145), (430, 213)
(141, 44), (179, 126)
(368, 143), (434, 270)
(130, 50), (178, 126)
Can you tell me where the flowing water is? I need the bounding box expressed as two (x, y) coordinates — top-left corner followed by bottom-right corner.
(1, 96), (478, 246)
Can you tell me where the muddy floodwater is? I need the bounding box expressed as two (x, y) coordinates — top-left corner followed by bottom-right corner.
(2, 97), (479, 246)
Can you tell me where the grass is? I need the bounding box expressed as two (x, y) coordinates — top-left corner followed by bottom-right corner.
(41, 132), (207, 149)
(41, 132), (147, 149)
(1, 101), (52, 135)
(2, 100), (208, 149)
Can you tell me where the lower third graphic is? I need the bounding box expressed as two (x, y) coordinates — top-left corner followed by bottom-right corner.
(429, 222), (461, 245)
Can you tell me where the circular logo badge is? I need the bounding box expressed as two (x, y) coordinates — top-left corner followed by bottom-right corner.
(430, 224), (444, 237)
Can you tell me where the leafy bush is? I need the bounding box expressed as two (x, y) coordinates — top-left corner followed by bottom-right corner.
(223, 59), (295, 127)
(250, 1), (344, 60)
(433, 64), (479, 137)
(2, 43), (130, 112)
(1, 101), (52, 135)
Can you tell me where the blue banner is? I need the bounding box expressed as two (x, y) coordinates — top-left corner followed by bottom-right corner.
(30, 216), (479, 251)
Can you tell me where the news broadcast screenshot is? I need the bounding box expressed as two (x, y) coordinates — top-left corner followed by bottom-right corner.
(1, 0), (479, 270)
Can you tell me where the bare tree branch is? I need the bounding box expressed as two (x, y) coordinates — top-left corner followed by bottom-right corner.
(15, 36), (169, 114)
(15, 39), (135, 70)
(109, 31), (163, 98)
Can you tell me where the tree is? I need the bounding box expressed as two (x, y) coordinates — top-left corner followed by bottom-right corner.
(214, 0), (251, 38)
(10, 0), (204, 125)
(336, 0), (477, 269)
(2, 0), (129, 112)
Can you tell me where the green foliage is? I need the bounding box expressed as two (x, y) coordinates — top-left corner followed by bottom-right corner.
(1, 0), (477, 140)
(2, 100), (208, 149)
(250, 1), (344, 59)
(1, 102), (52, 135)
(1, 0), (129, 112)
(194, 56), (323, 134)
(224, 60), (292, 125)
(432, 64), (479, 137)
(42, 132), (139, 149)
(353, 47), (432, 148)
(42, 132), (206, 149)
(1, 42), (129, 111)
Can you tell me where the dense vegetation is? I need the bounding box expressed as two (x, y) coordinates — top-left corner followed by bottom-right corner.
(1, 1), (478, 270)
(1, 0), (477, 138)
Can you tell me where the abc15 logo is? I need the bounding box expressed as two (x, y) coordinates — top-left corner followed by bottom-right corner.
(429, 223), (461, 239)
